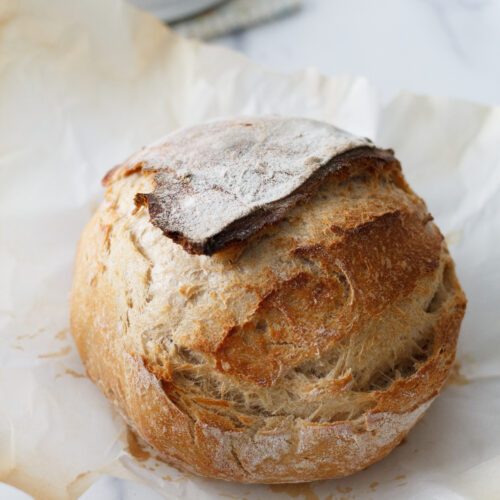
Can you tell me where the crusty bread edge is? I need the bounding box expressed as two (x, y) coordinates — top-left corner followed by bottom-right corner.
(70, 207), (465, 482)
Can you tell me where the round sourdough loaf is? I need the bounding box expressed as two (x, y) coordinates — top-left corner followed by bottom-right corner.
(70, 117), (466, 482)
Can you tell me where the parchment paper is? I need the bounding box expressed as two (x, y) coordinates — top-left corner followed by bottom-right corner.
(1, 1), (499, 499)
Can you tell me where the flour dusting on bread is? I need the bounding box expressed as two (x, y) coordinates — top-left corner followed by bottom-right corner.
(108, 117), (376, 254)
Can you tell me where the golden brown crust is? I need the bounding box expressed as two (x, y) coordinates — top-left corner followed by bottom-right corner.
(71, 121), (466, 483)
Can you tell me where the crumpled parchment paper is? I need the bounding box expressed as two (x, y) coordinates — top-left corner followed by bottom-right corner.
(1, 1), (499, 499)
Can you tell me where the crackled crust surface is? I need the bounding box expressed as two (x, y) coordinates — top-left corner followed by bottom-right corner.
(71, 120), (466, 482)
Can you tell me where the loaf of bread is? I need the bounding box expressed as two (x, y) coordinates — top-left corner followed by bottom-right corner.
(70, 117), (466, 482)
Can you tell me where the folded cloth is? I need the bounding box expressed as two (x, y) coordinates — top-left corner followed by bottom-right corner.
(172, 0), (301, 40)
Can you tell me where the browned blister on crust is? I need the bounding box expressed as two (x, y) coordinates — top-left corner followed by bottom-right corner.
(71, 117), (466, 483)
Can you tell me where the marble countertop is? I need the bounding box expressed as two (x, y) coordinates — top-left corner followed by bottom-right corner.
(1, 1), (496, 499)
(215, 0), (499, 106)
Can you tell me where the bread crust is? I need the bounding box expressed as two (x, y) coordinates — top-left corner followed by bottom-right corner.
(70, 119), (466, 482)
(106, 118), (376, 255)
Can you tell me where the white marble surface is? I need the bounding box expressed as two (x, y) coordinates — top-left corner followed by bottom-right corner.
(215, 0), (500, 105)
(1, 1), (496, 499)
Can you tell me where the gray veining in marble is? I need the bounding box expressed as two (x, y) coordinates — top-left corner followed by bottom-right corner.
(215, 0), (500, 105)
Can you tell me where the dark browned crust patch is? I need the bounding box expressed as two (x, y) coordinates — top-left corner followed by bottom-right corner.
(137, 147), (396, 255)
(102, 162), (145, 187)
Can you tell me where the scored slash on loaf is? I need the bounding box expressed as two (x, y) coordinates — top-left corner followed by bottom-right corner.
(71, 117), (466, 482)
(105, 117), (375, 255)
